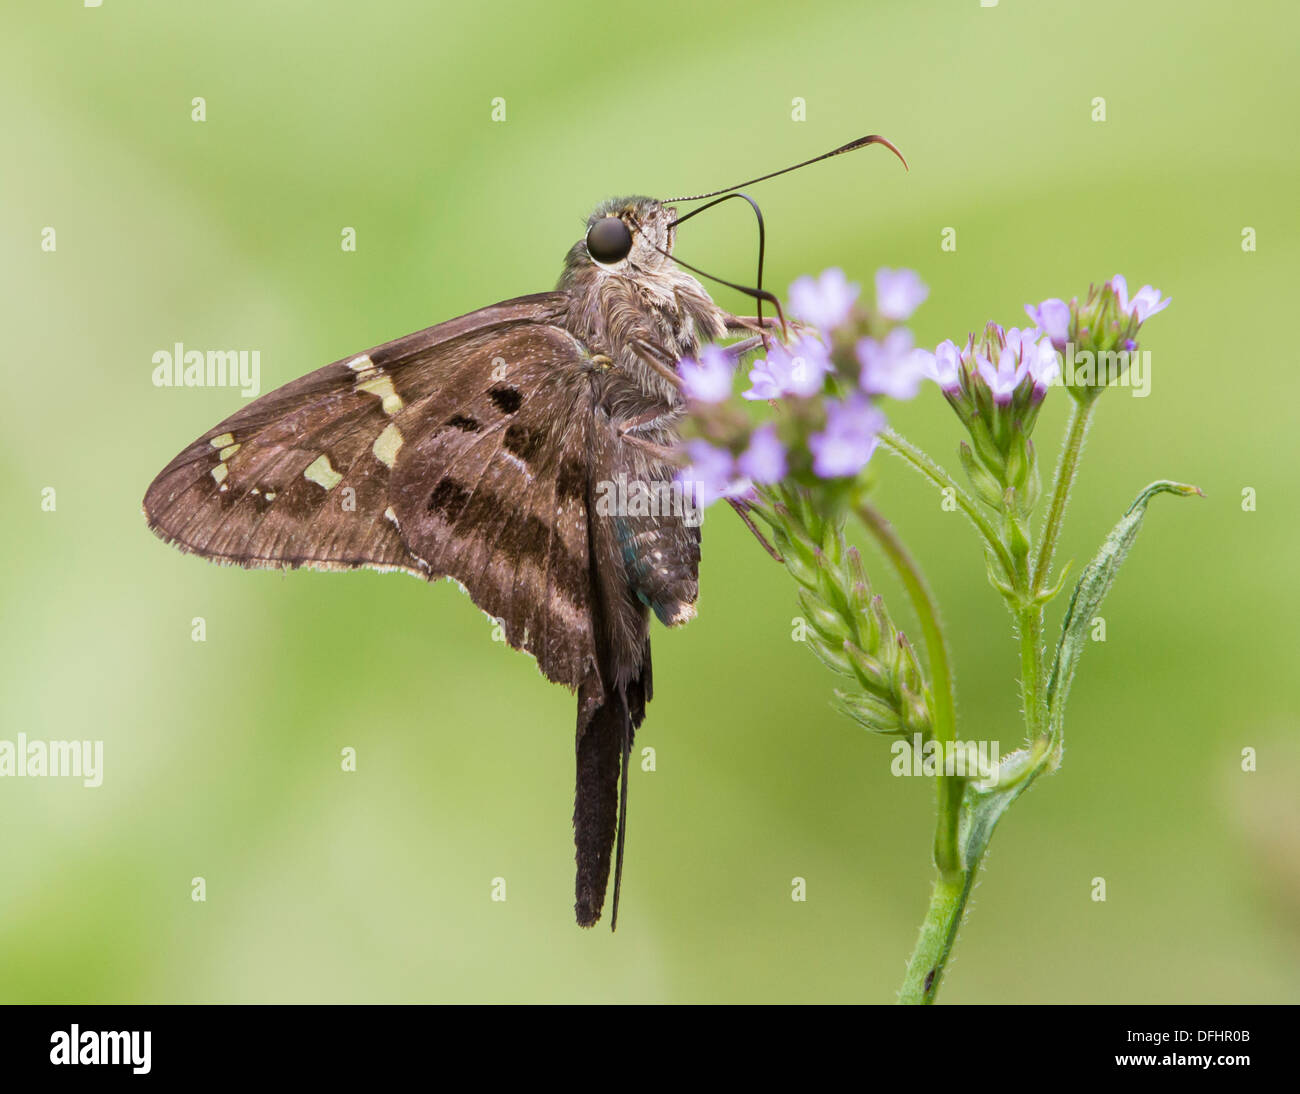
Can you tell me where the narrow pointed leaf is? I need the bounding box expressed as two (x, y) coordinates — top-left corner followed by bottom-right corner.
(1046, 480), (1202, 739)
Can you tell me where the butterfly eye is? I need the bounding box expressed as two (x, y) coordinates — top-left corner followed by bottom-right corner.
(586, 217), (633, 264)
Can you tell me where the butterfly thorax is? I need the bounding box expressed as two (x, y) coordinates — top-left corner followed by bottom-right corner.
(558, 196), (728, 410)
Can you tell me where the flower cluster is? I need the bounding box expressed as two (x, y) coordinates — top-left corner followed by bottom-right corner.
(674, 267), (932, 506)
(924, 323), (1061, 514)
(667, 254), (1184, 1005)
(1025, 274), (1170, 401)
(673, 267), (1170, 517)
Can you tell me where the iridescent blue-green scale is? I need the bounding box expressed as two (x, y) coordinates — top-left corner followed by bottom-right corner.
(615, 516), (675, 625)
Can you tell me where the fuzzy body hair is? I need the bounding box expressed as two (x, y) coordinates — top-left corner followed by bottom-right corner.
(558, 196), (729, 414)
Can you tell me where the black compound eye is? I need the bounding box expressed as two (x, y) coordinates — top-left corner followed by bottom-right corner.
(586, 216), (633, 264)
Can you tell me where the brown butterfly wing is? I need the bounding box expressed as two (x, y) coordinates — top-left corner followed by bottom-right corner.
(143, 291), (602, 692)
(143, 289), (700, 928)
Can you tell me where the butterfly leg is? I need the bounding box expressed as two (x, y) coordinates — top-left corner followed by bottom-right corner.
(726, 314), (815, 346)
(724, 314), (783, 334)
(628, 338), (684, 390)
(616, 431), (679, 464)
(615, 405), (679, 435)
(613, 406), (683, 464)
(719, 335), (767, 360)
(727, 497), (784, 562)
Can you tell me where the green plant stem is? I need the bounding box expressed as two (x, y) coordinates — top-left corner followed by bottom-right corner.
(1017, 604), (1047, 744)
(879, 428), (1016, 580)
(1031, 397), (1097, 594)
(856, 503), (962, 879)
(898, 860), (980, 1004)
(889, 402), (1102, 1002)
(1018, 396), (1098, 747)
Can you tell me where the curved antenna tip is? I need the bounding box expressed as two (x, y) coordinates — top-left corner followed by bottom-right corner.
(860, 134), (908, 172)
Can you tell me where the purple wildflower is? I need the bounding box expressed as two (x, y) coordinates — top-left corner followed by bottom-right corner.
(676, 440), (737, 508)
(1023, 298), (1071, 348)
(977, 343), (1026, 405)
(1109, 274), (1171, 323)
(1003, 326), (1039, 360)
(856, 328), (929, 400)
(972, 326), (1060, 403)
(875, 268), (929, 321)
(737, 425), (787, 484)
(808, 395), (886, 479)
(1024, 336), (1061, 396)
(921, 338), (963, 393)
(788, 268), (860, 334)
(677, 344), (733, 404)
(742, 336), (832, 400)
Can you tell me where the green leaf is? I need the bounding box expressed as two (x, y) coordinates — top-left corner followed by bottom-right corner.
(1045, 480), (1202, 746)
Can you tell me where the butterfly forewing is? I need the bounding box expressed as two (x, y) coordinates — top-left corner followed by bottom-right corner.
(143, 290), (605, 691)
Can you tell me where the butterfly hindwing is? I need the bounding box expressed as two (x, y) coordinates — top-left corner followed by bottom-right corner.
(388, 322), (604, 691)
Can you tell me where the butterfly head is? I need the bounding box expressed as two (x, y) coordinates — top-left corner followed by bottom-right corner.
(560, 196), (725, 404)
(578, 197), (677, 273)
(557, 137), (905, 402)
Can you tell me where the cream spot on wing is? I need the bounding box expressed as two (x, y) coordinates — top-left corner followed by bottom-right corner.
(303, 454), (342, 490)
(218, 443), (241, 461)
(265, 491), (277, 502)
(384, 506), (400, 529)
(372, 422), (403, 468)
(501, 450), (532, 476)
(210, 463), (228, 485)
(355, 371), (404, 416)
(346, 354), (374, 372)
(210, 433), (235, 449)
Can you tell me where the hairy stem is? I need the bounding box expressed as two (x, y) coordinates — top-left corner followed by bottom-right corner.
(1018, 397), (1099, 746)
(1031, 397), (1097, 594)
(1017, 604), (1047, 744)
(890, 390), (1104, 1003)
(898, 864), (980, 1004)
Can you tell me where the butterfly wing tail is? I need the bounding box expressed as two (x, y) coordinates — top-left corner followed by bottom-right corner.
(573, 651), (650, 929)
(573, 685), (624, 929)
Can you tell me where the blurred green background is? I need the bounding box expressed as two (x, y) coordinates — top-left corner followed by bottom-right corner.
(2, 0), (1297, 1003)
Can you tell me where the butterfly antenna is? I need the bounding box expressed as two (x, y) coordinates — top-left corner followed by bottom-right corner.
(660, 133), (907, 204)
(671, 252), (786, 341)
(610, 697), (632, 932)
(628, 210), (787, 340)
(668, 192), (770, 347)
